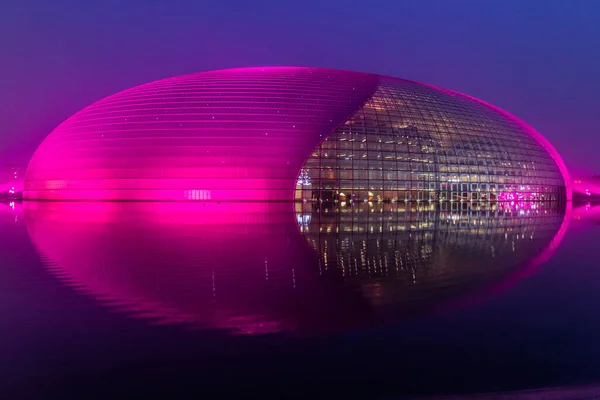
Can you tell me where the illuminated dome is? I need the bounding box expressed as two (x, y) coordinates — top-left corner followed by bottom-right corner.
(24, 67), (570, 202)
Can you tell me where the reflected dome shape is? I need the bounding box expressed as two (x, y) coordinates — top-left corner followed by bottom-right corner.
(24, 67), (570, 202)
(24, 201), (568, 335)
(298, 202), (570, 315)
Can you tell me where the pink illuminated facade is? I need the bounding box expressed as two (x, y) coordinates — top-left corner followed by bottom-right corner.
(24, 67), (570, 202)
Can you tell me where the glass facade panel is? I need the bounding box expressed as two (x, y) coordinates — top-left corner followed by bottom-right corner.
(296, 78), (567, 204)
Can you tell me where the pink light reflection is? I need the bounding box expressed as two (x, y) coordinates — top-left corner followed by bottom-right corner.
(24, 201), (376, 335)
(24, 200), (569, 334)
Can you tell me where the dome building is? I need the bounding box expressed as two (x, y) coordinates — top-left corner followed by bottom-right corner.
(23, 67), (570, 203)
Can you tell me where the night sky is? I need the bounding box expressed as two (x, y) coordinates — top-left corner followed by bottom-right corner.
(1, 0), (599, 174)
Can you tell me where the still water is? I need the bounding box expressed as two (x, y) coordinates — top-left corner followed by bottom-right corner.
(1, 200), (599, 397)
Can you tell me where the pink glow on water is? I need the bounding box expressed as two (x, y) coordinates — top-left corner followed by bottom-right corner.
(24, 201), (296, 333)
(24, 201), (379, 334)
(571, 203), (600, 222)
(24, 200), (567, 334)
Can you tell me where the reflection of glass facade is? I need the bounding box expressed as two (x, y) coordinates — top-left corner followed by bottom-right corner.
(296, 80), (568, 203)
(297, 202), (565, 277)
(24, 67), (569, 202)
(296, 201), (568, 312)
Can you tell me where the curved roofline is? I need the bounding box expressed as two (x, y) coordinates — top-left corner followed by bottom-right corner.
(415, 81), (572, 201)
(27, 66), (571, 202)
(209, 67), (571, 201)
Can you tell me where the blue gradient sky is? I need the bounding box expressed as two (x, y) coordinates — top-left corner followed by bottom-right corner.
(1, 0), (598, 174)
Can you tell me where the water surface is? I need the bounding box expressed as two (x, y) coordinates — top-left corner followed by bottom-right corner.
(2, 200), (599, 398)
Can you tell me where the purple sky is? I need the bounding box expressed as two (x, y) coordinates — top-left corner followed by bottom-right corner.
(1, 0), (599, 174)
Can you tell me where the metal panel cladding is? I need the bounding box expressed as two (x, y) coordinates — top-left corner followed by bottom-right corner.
(24, 67), (570, 202)
(24, 67), (378, 201)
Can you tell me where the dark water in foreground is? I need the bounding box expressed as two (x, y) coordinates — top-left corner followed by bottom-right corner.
(1, 200), (600, 398)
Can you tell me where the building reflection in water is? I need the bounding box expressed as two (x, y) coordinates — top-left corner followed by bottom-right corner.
(23, 200), (568, 335)
(572, 202), (600, 223)
(297, 201), (570, 317)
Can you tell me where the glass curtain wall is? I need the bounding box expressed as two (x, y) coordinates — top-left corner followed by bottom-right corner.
(296, 79), (566, 204)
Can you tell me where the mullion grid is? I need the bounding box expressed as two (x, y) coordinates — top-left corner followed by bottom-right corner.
(296, 79), (566, 204)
